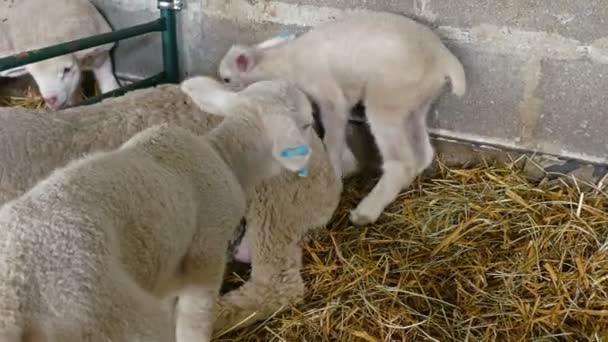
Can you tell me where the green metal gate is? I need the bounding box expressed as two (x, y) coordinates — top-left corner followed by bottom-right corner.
(0, 0), (182, 107)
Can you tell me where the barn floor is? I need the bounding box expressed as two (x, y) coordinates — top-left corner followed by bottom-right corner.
(218, 162), (608, 341)
(1, 79), (607, 341)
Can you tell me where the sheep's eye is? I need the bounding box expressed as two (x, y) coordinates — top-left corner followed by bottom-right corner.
(302, 123), (312, 130)
(223, 77), (231, 83)
(63, 67), (72, 74)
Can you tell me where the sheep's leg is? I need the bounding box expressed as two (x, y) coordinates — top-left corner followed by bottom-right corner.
(92, 52), (121, 94)
(175, 244), (228, 342)
(318, 96), (350, 179)
(349, 109), (421, 226)
(106, 271), (176, 342)
(213, 235), (305, 333)
(406, 101), (435, 174)
(340, 142), (360, 178)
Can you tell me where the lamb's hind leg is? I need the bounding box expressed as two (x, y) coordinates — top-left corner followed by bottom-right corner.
(406, 100), (435, 174)
(350, 103), (426, 226)
(104, 271), (176, 342)
(175, 238), (229, 342)
(317, 92), (350, 179)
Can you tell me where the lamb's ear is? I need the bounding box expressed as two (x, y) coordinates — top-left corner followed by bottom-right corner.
(234, 48), (258, 73)
(0, 66), (28, 78)
(180, 76), (238, 115)
(255, 33), (296, 50)
(263, 115), (311, 177)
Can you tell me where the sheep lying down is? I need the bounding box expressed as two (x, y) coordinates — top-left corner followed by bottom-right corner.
(0, 78), (316, 341)
(0, 78), (343, 334)
(0, 0), (120, 110)
(219, 11), (467, 226)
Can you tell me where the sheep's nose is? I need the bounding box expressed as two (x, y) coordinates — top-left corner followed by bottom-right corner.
(44, 96), (59, 109)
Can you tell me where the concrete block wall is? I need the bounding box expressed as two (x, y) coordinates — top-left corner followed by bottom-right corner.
(89, 0), (608, 164)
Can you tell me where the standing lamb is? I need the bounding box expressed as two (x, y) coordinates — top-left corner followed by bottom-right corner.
(0, 0), (120, 110)
(218, 11), (467, 226)
(0, 77), (344, 336)
(0, 79), (314, 341)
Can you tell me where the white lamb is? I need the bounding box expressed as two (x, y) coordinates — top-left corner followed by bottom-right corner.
(0, 78), (315, 341)
(0, 77), (344, 334)
(0, 0), (120, 110)
(218, 11), (467, 226)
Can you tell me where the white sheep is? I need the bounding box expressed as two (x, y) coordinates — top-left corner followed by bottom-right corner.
(0, 77), (344, 334)
(180, 77), (345, 332)
(218, 11), (467, 226)
(0, 78), (315, 341)
(0, 0), (120, 110)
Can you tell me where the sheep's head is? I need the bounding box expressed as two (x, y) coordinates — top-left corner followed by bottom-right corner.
(181, 76), (314, 177)
(218, 33), (296, 90)
(218, 44), (258, 90)
(27, 55), (81, 110)
(243, 79), (314, 177)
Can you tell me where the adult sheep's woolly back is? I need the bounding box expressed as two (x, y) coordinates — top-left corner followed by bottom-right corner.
(0, 0), (120, 109)
(0, 80), (343, 333)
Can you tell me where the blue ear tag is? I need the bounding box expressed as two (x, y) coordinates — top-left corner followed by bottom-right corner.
(280, 144), (310, 158)
(297, 166), (308, 177)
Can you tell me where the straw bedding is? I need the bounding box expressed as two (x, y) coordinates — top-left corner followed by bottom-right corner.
(0, 74), (97, 109)
(0, 84), (46, 109)
(218, 161), (608, 341)
(2, 85), (607, 341)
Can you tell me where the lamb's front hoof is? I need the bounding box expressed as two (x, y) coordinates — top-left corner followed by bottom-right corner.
(349, 208), (375, 226)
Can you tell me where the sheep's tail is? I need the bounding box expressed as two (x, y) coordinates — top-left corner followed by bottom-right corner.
(442, 49), (467, 97)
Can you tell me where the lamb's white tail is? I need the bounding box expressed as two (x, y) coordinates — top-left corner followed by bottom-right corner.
(443, 51), (467, 97)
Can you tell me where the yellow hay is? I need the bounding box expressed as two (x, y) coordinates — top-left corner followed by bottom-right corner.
(220, 160), (608, 341)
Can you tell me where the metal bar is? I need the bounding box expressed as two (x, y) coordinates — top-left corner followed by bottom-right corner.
(0, 19), (165, 72)
(73, 72), (167, 107)
(160, 7), (180, 83)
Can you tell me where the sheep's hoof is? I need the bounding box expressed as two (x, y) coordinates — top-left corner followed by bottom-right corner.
(349, 208), (375, 226)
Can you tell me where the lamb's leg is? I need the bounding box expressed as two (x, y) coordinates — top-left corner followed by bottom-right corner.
(406, 101), (435, 174)
(340, 143), (360, 178)
(349, 109), (421, 226)
(175, 242), (228, 342)
(318, 96), (350, 179)
(213, 232), (305, 333)
(175, 285), (222, 342)
(106, 271), (176, 342)
(92, 52), (120, 93)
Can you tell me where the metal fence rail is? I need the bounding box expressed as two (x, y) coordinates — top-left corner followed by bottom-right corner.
(0, 0), (182, 107)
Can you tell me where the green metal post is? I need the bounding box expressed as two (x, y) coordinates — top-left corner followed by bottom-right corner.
(158, 0), (182, 83)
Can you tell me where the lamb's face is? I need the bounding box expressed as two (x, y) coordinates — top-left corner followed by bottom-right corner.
(28, 55), (81, 110)
(218, 45), (256, 91)
(255, 82), (315, 177)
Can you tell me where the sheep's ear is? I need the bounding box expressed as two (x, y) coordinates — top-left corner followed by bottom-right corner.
(235, 50), (257, 73)
(263, 115), (311, 177)
(0, 66), (28, 78)
(255, 33), (296, 50)
(180, 76), (238, 115)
